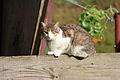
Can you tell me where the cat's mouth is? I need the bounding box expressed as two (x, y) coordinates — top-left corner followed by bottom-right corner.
(46, 38), (51, 40)
(45, 36), (53, 41)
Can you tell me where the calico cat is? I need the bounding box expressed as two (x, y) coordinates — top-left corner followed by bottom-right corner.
(41, 22), (96, 58)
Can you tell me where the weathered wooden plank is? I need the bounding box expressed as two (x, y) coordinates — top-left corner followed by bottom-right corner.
(0, 53), (120, 80)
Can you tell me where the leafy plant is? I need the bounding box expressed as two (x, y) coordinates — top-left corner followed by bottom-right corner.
(55, 0), (66, 5)
(79, 6), (115, 42)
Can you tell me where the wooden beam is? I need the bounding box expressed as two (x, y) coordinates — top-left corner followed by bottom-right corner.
(115, 13), (120, 52)
(0, 53), (120, 80)
(44, 0), (55, 23)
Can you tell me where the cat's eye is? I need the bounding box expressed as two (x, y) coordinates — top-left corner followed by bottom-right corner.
(44, 31), (48, 34)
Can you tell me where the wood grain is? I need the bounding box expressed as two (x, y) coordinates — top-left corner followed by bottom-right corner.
(0, 53), (120, 80)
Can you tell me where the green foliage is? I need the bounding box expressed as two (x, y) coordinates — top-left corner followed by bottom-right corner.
(55, 0), (66, 5)
(79, 7), (115, 41)
(55, 0), (62, 4)
(46, 48), (49, 55)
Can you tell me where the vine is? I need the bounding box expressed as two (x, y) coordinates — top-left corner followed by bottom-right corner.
(79, 7), (110, 41)
(67, 0), (119, 42)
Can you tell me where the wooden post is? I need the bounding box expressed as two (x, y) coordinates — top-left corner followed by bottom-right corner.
(44, 0), (55, 23)
(114, 0), (119, 8)
(115, 13), (120, 52)
(38, 0), (55, 55)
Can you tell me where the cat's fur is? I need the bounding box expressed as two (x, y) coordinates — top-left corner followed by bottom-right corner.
(41, 22), (96, 58)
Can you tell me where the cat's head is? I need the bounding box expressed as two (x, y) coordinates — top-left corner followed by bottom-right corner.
(41, 22), (62, 40)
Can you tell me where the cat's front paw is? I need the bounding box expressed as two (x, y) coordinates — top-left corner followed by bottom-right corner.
(48, 51), (54, 55)
(48, 51), (62, 58)
(54, 53), (60, 57)
(53, 52), (61, 58)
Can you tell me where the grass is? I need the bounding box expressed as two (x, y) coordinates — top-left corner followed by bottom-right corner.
(52, 0), (120, 53)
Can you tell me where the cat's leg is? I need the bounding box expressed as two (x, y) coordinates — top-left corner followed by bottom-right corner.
(48, 50), (62, 57)
(53, 50), (62, 57)
(71, 46), (88, 58)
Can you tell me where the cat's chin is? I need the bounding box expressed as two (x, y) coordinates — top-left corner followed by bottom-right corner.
(46, 39), (54, 41)
(45, 37), (53, 41)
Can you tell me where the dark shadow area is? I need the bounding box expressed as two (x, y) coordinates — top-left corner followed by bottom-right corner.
(65, 54), (85, 60)
(116, 42), (120, 52)
(32, 0), (49, 55)
(0, 0), (41, 56)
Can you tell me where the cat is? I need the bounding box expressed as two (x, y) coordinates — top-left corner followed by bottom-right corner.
(41, 22), (96, 58)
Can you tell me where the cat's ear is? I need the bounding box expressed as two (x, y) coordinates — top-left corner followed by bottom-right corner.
(54, 22), (59, 27)
(54, 22), (60, 32)
(54, 22), (60, 29)
(41, 22), (46, 29)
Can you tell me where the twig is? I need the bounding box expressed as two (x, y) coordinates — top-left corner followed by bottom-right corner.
(106, 8), (119, 22)
(30, 0), (45, 55)
(66, 0), (89, 10)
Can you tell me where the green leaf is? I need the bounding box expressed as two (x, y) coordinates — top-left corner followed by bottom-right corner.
(79, 6), (115, 42)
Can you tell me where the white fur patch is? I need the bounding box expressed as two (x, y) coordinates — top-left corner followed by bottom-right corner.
(48, 51), (54, 55)
(48, 29), (71, 56)
(48, 30), (55, 40)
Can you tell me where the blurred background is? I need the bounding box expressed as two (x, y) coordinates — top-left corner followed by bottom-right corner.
(51, 0), (120, 53)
